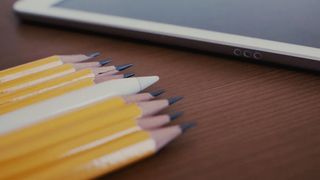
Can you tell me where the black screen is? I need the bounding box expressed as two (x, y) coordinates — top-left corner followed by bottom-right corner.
(55, 0), (320, 48)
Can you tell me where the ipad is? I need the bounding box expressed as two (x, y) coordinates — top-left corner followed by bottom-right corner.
(14, 0), (320, 71)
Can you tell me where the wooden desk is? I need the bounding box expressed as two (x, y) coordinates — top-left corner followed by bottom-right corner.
(1, 1), (320, 179)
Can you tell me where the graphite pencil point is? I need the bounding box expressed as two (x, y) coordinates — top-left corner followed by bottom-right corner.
(169, 111), (183, 121)
(116, 64), (133, 71)
(124, 73), (135, 78)
(180, 122), (196, 133)
(99, 59), (112, 66)
(150, 89), (165, 97)
(86, 52), (101, 58)
(168, 96), (183, 105)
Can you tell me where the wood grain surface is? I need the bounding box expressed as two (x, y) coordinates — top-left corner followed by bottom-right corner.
(1, 1), (320, 179)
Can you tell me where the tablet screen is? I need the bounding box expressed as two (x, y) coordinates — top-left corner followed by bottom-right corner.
(55, 0), (320, 48)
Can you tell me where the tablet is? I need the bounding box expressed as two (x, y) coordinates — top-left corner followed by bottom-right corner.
(14, 0), (320, 71)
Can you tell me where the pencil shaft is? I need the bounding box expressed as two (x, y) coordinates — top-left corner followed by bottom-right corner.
(0, 76), (159, 135)
(0, 97), (124, 148)
(0, 64), (76, 94)
(93, 74), (124, 83)
(91, 66), (115, 75)
(0, 113), (175, 178)
(0, 120), (139, 178)
(21, 126), (183, 180)
(59, 53), (100, 63)
(0, 73), (137, 114)
(137, 115), (171, 129)
(0, 98), (172, 163)
(0, 104), (142, 162)
(0, 78), (95, 115)
(71, 62), (102, 69)
(0, 53), (98, 83)
(92, 64), (133, 76)
(0, 69), (94, 105)
(20, 131), (155, 180)
(0, 117), (170, 178)
(0, 93), (156, 149)
(0, 69), (128, 106)
(0, 63), (118, 94)
(0, 56), (64, 83)
(0, 73), (129, 113)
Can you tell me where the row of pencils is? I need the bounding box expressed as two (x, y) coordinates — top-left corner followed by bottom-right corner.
(0, 52), (195, 179)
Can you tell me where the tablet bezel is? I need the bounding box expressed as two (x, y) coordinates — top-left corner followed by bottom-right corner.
(14, 0), (320, 63)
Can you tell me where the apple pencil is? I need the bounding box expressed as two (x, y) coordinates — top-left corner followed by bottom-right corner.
(0, 52), (101, 83)
(0, 76), (159, 135)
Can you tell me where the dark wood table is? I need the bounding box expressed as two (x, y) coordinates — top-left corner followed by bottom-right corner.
(1, 1), (320, 179)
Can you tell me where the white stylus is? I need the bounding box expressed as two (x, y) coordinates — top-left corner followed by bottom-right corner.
(0, 76), (159, 135)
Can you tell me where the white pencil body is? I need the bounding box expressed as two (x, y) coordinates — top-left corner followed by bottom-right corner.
(0, 76), (159, 135)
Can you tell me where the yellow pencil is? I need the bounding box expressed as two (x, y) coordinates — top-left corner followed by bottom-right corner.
(0, 69), (94, 105)
(20, 125), (194, 180)
(0, 69), (133, 106)
(0, 52), (100, 83)
(0, 78), (95, 115)
(0, 64), (75, 94)
(0, 98), (181, 163)
(0, 62), (129, 94)
(0, 73), (135, 115)
(0, 113), (180, 179)
(0, 91), (164, 149)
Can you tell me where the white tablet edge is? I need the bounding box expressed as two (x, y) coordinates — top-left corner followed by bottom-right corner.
(14, 0), (320, 62)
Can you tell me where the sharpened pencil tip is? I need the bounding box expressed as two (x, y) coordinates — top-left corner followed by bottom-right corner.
(86, 52), (101, 58)
(116, 64), (133, 71)
(168, 96), (183, 105)
(99, 59), (112, 66)
(150, 89), (165, 97)
(180, 122), (196, 133)
(124, 73), (135, 78)
(169, 111), (183, 121)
